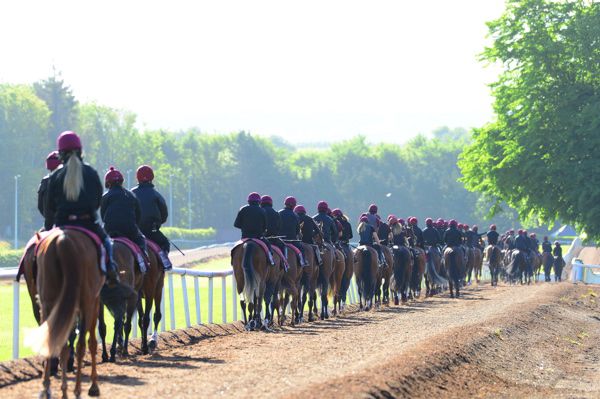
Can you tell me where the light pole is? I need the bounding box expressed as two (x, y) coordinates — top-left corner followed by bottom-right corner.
(169, 174), (173, 227)
(188, 175), (192, 230)
(14, 175), (20, 249)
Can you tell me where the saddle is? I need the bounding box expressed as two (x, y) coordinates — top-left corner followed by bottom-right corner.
(146, 239), (172, 270)
(113, 237), (148, 273)
(232, 238), (276, 266)
(17, 226), (107, 281)
(285, 242), (307, 267)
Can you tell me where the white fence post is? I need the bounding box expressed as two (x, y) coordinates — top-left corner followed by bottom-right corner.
(208, 277), (214, 323)
(221, 276), (227, 323)
(231, 276), (237, 321)
(194, 276), (201, 324)
(181, 274), (191, 328)
(168, 274), (175, 330)
(12, 281), (19, 359)
(132, 312), (138, 338)
(160, 285), (166, 332)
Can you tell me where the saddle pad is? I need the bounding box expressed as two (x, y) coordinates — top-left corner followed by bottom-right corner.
(113, 237), (148, 273)
(233, 238), (271, 260)
(285, 243), (302, 256)
(271, 245), (289, 271)
(16, 232), (51, 281)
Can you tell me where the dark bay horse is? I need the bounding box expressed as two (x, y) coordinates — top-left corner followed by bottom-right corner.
(391, 245), (413, 304)
(443, 246), (465, 298)
(98, 240), (141, 361)
(137, 246), (165, 354)
(410, 247), (426, 298)
(338, 243), (354, 310)
(485, 244), (503, 286)
(553, 256), (565, 282)
(27, 229), (104, 398)
(375, 245), (393, 306)
(542, 252), (554, 282)
(424, 245), (447, 296)
(278, 245), (302, 326)
(509, 249), (531, 285)
(330, 246), (346, 315)
(231, 240), (269, 330)
(354, 245), (378, 310)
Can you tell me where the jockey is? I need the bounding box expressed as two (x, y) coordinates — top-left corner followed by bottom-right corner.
(553, 241), (562, 257)
(332, 208), (353, 247)
(279, 196), (307, 266)
(435, 219), (445, 243)
(131, 165), (173, 269)
(327, 207), (344, 245)
(529, 233), (540, 253)
(515, 230), (531, 270)
(37, 151), (61, 220)
(100, 167), (148, 257)
(313, 201), (338, 244)
(542, 236), (552, 253)
(358, 215), (384, 267)
(390, 217), (408, 247)
(486, 224), (499, 245)
(443, 220), (462, 247)
(423, 218), (441, 257)
(409, 217), (424, 248)
(44, 131), (119, 284)
(234, 192), (275, 265)
(378, 216), (392, 246)
(507, 229), (516, 250)
(295, 204), (323, 265)
(261, 194), (286, 255)
(366, 204), (380, 229)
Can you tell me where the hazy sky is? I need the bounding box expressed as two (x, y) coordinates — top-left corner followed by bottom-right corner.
(1, 0), (505, 143)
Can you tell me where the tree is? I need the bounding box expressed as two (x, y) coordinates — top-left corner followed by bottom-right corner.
(33, 69), (78, 145)
(459, 0), (600, 237)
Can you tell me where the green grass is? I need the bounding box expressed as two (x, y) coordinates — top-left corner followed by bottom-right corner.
(0, 257), (237, 361)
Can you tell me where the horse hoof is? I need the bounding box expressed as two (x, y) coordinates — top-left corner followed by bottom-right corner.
(109, 356), (116, 363)
(39, 389), (51, 399)
(394, 297), (399, 306)
(88, 383), (100, 397)
(101, 354), (109, 363)
(148, 340), (157, 351)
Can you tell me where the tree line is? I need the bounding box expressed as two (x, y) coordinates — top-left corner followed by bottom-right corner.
(0, 74), (520, 244)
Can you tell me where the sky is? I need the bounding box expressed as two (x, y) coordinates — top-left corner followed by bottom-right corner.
(0, 0), (506, 144)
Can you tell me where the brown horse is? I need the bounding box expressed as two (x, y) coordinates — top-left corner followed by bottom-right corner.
(98, 240), (142, 362)
(464, 246), (476, 285)
(314, 240), (334, 319)
(485, 244), (503, 286)
(137, 246), (165, 354)
(410, 247), (426, 298)
(338, 243), (354, 310)
(472, 247), (483, 283)
(443, 246), (465, 298)
(531, 252), (542, 282)
(375, 245), (393, 306)
(297, 243), (319, 322)
(27, 229), (104, 398)
(353, 245), (378, 310)
(330, 246), (346, 315)
(231, 240), (269, 330)
(279, 245), (302, 325)
(542, 252), (554, 282)
(424, 245), (447, 296)
(264, 247), (284, 329)
(390, 245), (413, 304)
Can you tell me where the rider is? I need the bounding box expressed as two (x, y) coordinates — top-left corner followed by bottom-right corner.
(486, 224), (500, 246)
(131, 165), (172, 270)
(470, 226), (486, 250)
(44, 131), (119, 284)
(409, 217), (424, 249)
(332, 208), (353, 248)
(365, 204), (380, 230)
(294, 204), (323, 265)
(529, 233), (540, 254)
(422, 217), (441, 257)
(443, 219), (463, 248)
(378, 216), (392, 246)
(390, 217), (408, 247)
(37, 151), (61, 220)
(100, 166), (148, 258)
(234, 192), (275, 265)
(542, 236), (552, 254)
(260, 194), (286, 255)
(279, 196), (307, 266)
(357, 215), (383, 266)
(313, 201), (338, 245)
(515, 229), (531, 272)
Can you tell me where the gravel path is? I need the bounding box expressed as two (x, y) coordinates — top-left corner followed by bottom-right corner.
(3, 281), (598, 398)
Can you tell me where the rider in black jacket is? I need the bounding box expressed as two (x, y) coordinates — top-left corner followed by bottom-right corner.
(37, 151), (61, 220)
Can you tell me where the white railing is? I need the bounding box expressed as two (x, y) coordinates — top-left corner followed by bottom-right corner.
(0, 266), (362, 360)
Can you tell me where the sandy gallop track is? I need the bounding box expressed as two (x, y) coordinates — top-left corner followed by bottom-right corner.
(2, 283), (599, 398)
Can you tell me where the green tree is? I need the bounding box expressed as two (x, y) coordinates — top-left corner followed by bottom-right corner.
(33, 69), (78, 144)
(459, 0), (600, 237)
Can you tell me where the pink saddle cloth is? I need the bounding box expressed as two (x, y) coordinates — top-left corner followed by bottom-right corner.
(113, 237), (148, 273)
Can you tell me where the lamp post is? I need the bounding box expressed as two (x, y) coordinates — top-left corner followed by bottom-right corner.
(188, 175), (192, 230)
(169, 174), (173, 227)
(14, 175), (20, 249)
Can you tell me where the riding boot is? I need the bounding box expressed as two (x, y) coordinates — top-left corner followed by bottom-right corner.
(102, 237), (120, 285)
(261, 238), (276, 266)
(296, 243), (309, 266)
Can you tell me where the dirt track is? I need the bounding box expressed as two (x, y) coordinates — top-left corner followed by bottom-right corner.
(2, 281), (599, 398)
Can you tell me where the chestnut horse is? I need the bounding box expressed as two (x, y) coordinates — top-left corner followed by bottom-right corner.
(279, 244), (302, 325)
(137, 246), (165, 354)
(298, 243), (319, 322)
(27, 229), (104, 398)
(443, 246), (465, 298)
(472, 247), (483, 283)
(330, 245), (346, 315)
(410, 247), (426, 298)
(354, 245), (378, 310)
(98, 240), (142, 361)
(231, 240), (269, 330)
(375, 245), (393, 306)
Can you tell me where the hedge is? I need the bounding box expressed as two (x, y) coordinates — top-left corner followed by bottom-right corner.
(0, 249), (23, 268)
(160, 227), (216, 241)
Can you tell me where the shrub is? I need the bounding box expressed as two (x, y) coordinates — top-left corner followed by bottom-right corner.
(160, 227), (216, 241)
(0, 249), (23, 268)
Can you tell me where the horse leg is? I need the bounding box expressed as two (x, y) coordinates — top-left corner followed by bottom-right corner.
(142, 296), (153, 354)
(40, 357), (52, 399)
(67, 328), (77, 372)
(308, 291), (315, 322)
(73, 317), (86, 398)
(88, 310), (100, 397)
(60, 344), (69, 398)
(110, 311), (123, 362)
(149, 291), (163, 350)
(98, 301), (109, 362)
(281, 292), (290, 326)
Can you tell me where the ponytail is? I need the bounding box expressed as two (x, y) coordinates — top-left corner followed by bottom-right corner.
(63, 152), (83, 201)
(357, 222), (367, 234)
(392, 224), (402, 236)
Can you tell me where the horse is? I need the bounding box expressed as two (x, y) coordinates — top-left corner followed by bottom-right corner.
(443, 246), (465, 298)
(553, 255), (565, 282)
(26, 229), (104, 398)
(313, 235), (334, 320)
(471, 246), (483, 283)
(374, 245), (393, 306)
(464, 246), (476, 285)
(485, 244), (503, 286)
(424, 245), (447, 296)
(390, 245), (413, 304)
(508, 249), (531, 285)
(338, 242), (354, 310)
(98, 239), (142, 362)
(354, 245), (378, 310)
(137, 245), (165, 353)
(297, 242), (319, 322)
(542, 252), (554, 282)
(231, 240), (269, 330)
(531, 252), (542, 282)
(278, 244), (302, 326)
(409, 247), (426, 298)
(330, 245), (346, 315)
(263, 246), (285, 329)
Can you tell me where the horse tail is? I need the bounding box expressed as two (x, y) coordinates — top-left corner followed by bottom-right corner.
(63, 152), (84, 201)
(448, 248), (459, 284)
(410, 252), (419, 291)
(426, 249), (447, 287)
(510, 251), (522, 277)
(393, 248), (408, 291)
(242, 242), (258, 305)
(362, 249), (373, 300)
(26, 234), (80, 357)
(489, 246), (496, 264)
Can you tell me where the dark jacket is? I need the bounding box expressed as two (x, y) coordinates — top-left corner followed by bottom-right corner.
(261, 204), (281, 237)
(443, 227), (463, 247)
(37, 175), (51, 217)
(279, 207), (300, 240)
(44, 162), (103, 230)
(313, 212), (337, 243)
(299, 213), (320, 244)
(487, 230), (499, 245)
(515, 235), (529, 251)
(542, 240), (552, 253)
(131, 182), (168, 232)
(234, 203), (266, 239)
(422, 226), (441, 246)
(359, 224), (376, 246)
(101, 186), (141, 235)
(392, 228), (408, 246)
(553, 244), (562, 257)
(412, 225), (424, 247)
(378, 223), (391, 245)
(530, 238), (539, 251)
(338, 218), (353, 242)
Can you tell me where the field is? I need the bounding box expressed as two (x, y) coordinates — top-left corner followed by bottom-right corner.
(0, 256), (236, 361)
